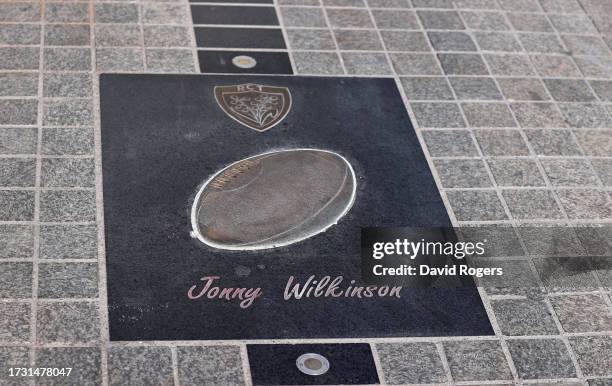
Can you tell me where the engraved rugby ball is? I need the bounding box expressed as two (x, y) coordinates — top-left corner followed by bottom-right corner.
(191, 149), (356, 250)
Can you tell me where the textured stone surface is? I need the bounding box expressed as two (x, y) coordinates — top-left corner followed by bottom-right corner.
(550, 294), (612, 333)
(37, 301), (99, 343)
(0, 225), (34, 259)
(508, 339), (576, 379)
(0, 262), (32, 298)
(491, 298), (558, 335)
(40, 224), (97, 260)
(109, 346), (173, 386)
(177, 346), (244, 385)
(0, 303), (30, 342)
(570, 336), (612, 377)
(36, 347), (101, 385)
(37, 262), (98, 298)
(443, 340), (512, 381)
(377, 343), (446, 384)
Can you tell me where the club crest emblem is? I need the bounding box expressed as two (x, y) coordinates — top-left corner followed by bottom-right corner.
(214, 84), (292, 132)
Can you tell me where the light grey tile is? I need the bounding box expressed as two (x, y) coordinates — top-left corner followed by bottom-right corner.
(42, 127), (94, 156)
(142, 3), (188, 24)
(443, 340), (512, 381)
(525, 129), (582, 156)
(40, 190), (96, 222)
(94, 3), (139, 23)
(45, 24), (90, 46)
(507, 339), (576, 379)
(417, 10), (464, 29)
(450, 77), (501, 100)
(0, 191), (34, 221)
(511, 103), (568, 128)
(492, 298), (558, 335)
(96, 48), (144, 72)
(550, 15), (597, 34)
(376, 343), (446, 384)
(591, 159), (612, 186)
(462, 103), (516, 127)
(367, 0), (410, 7)
(371, 9), (419, 29)
(323, 0), (365, 5)
(400, 77), (454, 100)
(0, 47), (39, 70)
(293, 52), (344, 75)
(551, 294), (612, 333)
(484, 54), (535, 76)
(563, 35), (610, 56)
(45, 2), (90, 23)
(433, 159), (492, 188)
(474, 129), (530, 156)
(474, 31), (522, 52)
(0, 225), (34, 259)
(541, 159), (600, 187)
(428, 31), (476, 51)
(40, 224), (97, 260)
(0, 2), (40, 22)
(574, 130), (612, 157)
(95, 24), (141, 47)
(0, 262), (32, 298)
(447, 190), (508, 221)
(41, 158), (95, 188)
(38, 262), (98, 299)
(145, 49), (195, 73)
(327, 8), (374, 28)
(0, 346), (29, 381)
(411, 102), (466, 127)
(413, 0), (453, 7)
(0, 158), (36, 187)
(0, 100), (38, 125)
(557, 189), (612, 219)
(390, 53), (441, 75)
(531, 54), (580, 77)
(535, 256), (599, 291)
(519, 226), (586, 257)
(559, 103), (612, 129)
(590, 81), (612, 102)
(0, 303), (30, 343)
(280, 7), (326, 27)
(422, 129), (476, 156)
(498, 0), (541, 12)
(0, 73), (39, 97)
(0, 24), (40, 45)
(461, 11), (510, 30)
(518, 33), (565, 53)
(543, 79), (596, 102)
(0, 128), (37, 155)
(177, 346), (244, 386)
(453, 0), (500, 9)
(569, 336), (612, 377)
(438, 53), (489, 75)
(502, 189), (564, 219)
(287, 29), (335, 50)
(497, 78), (549, 101)
(380, 31), (430, 52)
(43, 73), (92, 98)
(507, 12), (553, 32)
(574, 56), (612, 78)
(109, 347), (173, 386)
(488, 159), (545, 186)
(342, 52), (391, 75)
(43, 99), (93, 127)
(539, 0), (583, 13)
(334, 29), (383, 51)
(36, 347), (101, 385)
(37, 301), (99, 343)
(44, 47), (91, 71)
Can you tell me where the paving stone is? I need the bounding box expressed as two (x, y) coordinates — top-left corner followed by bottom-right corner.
(533, 256), (599, 291)
(540, 159), (599, 187)
(0, 346), (29, 381)
(95, 24), (141, 47)
(569, 336), (612, 377)
(462, 103), (516, 127)
(0, 262), (32, 298)
(474, 129), (530, 156)
(498, 0), (541, 12)
(550, 15), (598, 34)
(511, 103), (568, 128)
(422, 129), (477, 156)
(341, 52), (391, 75)
(450, 77), (502, 100)
(438, 53), (489, 75)
(0, 47), (39, 70)
(484, 54), (535, 76)
(0, 73), (38, 97)
(41, 158), (95, 188)
(497, 78), (549, 101)
(539, 0), (583, 13)
(326, 8), (374, 28)
(43, 100), (93, 127)
(0, 100), (37, 125)
(557, 189), (612, 219)
(461, 11), (509, 30)
(488, 159), (545, 186)
(0, 128), (37, 155)
(400, 77), (453, 100)
(443, 340), (512, 381)
(434, 159), (492, 188)
(590, 81), (612, 102)
(543, 79), (596, 102)
(371, 9), (419, 29)
(458, 225), (525, 257)
(43, 73), (92, 98)
(0, 225), (34, 259)
(411, 102), (466, 127)
(109, 346), (173, 386)
(96, 48), (144, 72)
(142, 3), (188, 24)
(519, 33), (565, 53)
(38, 262), (98, 298)
(491, 298), (558, 335)
(412, 0), (453, 7)
(390, 53), (442, 75)
(518, 226), (586, 257)
(37, 301), (99, 344)
(508, 339), (576, 379)
(0, 24), (40, 45)
(453, 0), (500, 9)
(177, 346), (245, 385)
(293, 52), (344, 75)
(525, 129), (582, 156)
(417, 10), (464, 29)
(286, 29), (335, 50)
(334, 29), (383, 51)
(323, 0), (365, 6)
(376, 343), (446, 384)
(503, 189), (564, 219)
(0, 303), (30, 342)
(367, 0), (410, 7)
(428, 31), (476, 51)
(0, 2), (40, 22)
(588, 379), (612, 386)
(44, 47), (91, 71)
(280, 7), (326, 27)
(45, 2), (90, 23)
(0, 158), (36, 187)
(380, 31), (430, 52)
(42, 127), (94, 156)
(40, 224), (97, 260)
(45, 24), (90, 46)
(40, 190), (96, 222)
(550, 294), (612, 333)
(574, 130), (612, 156)
(280, 0), (323, 3)
(447, 190), (508, 221)
(591, 159), (612, 186)
(563, 35), (610, 56)
(559, 104), (612, 129)
(481, 258), (544, 296)
(36, 347), (101, 385)
(507, 13), (553, 32)
(474, 31), (522, 52)
(574, 56), (612, 78)
(146, 49), (195, 72)
(0, 191), (34, 221)
(94, 3), (138, 23)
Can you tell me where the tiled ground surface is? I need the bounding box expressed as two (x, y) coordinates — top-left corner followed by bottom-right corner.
(0, 0), (611, 384)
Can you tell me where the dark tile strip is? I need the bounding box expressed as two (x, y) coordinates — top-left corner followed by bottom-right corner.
(191, 5), (279, 26)
(195, 27), (286, 49)
(197, 50), (293, 74)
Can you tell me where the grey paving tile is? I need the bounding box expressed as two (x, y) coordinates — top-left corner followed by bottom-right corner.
(498, 0), (541, 12)
(94, 3), (138, 23)
(550, 15), (597, 34)
(0, 47), (39, 70)
(557, 189), (612, 219)
(0, 225), (34, 259)
(108, 346), (173, 386)
(280, 7), (326, 27)
(37, 301), (99, 344)
(453, 0), (500, 9)
(443, 340), (512, 381)
(45, 2), (90, 23)
(400, 77), (453, 100)
(458, 225), (524, 257)
(533, 256), (599, 291)
(0, 128), (37, 155)
(484, 54), (535, 76)
(417, 10), (464, 29)
(40, 224), (97, 260)
(177, 346), (244, 385)
(507, 339), (576, 379)
(44, 47), (91, 71)
(0, 262), (32, 298)
(95, 24), (141, 47)
(590, 81), (612, 102)
(146, 49), (194, 73)
(280, 0), (320, 4)
(574, 56), (612, 78)
(569, 336), (612, 377)
(550, 294), (612, 333)
(0, 158), (36, 187)
(491, 298), (558, 335)
(371, 9), (419, 29)
(474, 31), (522, 52)
(36, 347), (101, 386)
(497, 78), (549, 101)
(0, 2), (40, 22)
(447, 190), (508, 221)
(422, 129), (477, 156)
(502, 189), (564, 219)
(588, 378), (612, 386)
(43, 73), (92, 98)
(541, 159), (600, 187)
(293, 52), (344, 75)
(342, 52), (391, 75)
(0, 73), (38, 97)
(518, 226), (586, 257)
(38, 262), (98, 298)
(438, 53), (489, 75)
(480, 258), (543, 296)
(412, 0), (453, 7)
(142, 3), (188, 24)
(0, 346), (29, 381)
(96, 48), (144, 72)
(450, 77), (501, 100)
(324, 0), (365, 6)
(367, 0), (410, 7)
(511, 103), (568, 128)
(45, 24), (90, 46)
(461, 11), (509, 30)
(543, 79), (596, 102)
(539, 0), (583, 13)
(42, 127), (94, 156)
(0, 100), (37, 126)
(0, 303), (30, 342)
(287, 29), (335, 51)
(39, 190), (96, 222)
(390, 53), (441, 75)
(591, 159), (612, 186)
(433, 159), (492, 188)
(326, 8), (373, 28)
(43, 99), (93, 127)
(519, 33), (565, 53)
(563, 35), (610, 56)
(377, 343), (446, 384)
(559, 103), (612, 129)
(334, 29), (383, 51)
(488, 159), (545, 186)
(428, 31), (476, 52)
(0, 24), (40, 45)
(526, 129), (582, 157)
(474, 129), (530, 156)
(462, 103), (516, 127)
(411, 102), (466, 127)
(507, 13), (553, 32)
(574, 130), (612, 156)
(41, 158), (95, 188)
(0, 191), (34, 221)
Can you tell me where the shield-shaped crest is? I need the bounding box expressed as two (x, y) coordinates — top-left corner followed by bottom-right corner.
(214, 84), (292, 132)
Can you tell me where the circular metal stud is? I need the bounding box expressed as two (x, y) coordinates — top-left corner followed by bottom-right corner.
(232, 55), (257, 69)
(296, 353), (330, 376)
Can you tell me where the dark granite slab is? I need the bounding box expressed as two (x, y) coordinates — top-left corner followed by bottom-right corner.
(191, 5), (279, 25)
(195, 27), (286, 49)
(198, 50), (293, 74)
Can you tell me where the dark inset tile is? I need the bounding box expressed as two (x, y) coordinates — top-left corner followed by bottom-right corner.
(248, 343), (379, 385)
(377, 342), (446, 384)
(109, 346), (174, 386)
(177, 346), (244, 385)
(507, 339), (576, 380)
(195, 27), (285, 49)
(198, 50), (292, 74)
(191, 5), (279, 25)
(36, 347), (101, 385)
